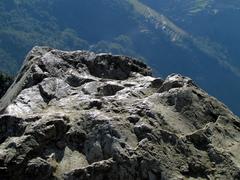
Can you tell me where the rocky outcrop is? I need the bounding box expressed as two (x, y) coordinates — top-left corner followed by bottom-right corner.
(0, 46), (239, 180)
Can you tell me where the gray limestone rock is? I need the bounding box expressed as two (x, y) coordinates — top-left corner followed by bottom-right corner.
(0, 46), (239, 180)
(25, 157), (53, 180)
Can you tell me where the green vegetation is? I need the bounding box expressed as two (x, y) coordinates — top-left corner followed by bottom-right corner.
(0, 71), (13, 98)
(0, 0), (90, 74)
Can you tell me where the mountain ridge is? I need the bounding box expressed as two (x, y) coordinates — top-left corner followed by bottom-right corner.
(0, 0), (239, 115)
(0, 47), (239, 179)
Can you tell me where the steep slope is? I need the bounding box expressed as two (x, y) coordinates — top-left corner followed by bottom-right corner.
(0, 0), (239, 115)
(0, 47), (239, 180)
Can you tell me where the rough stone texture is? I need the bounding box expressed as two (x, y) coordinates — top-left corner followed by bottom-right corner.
(0, 46), (240, 180)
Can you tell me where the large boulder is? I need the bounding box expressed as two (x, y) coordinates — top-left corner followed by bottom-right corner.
(0, 46), (239, 180)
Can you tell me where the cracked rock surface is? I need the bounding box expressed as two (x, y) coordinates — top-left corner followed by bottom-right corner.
(0, 46), (240, 180)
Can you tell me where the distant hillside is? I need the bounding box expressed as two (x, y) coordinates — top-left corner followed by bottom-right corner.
(0, 0), (239, 115)
(140, 0), (240, 71)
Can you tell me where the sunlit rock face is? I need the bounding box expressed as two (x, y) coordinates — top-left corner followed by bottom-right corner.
(0, 46), (239, 180)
